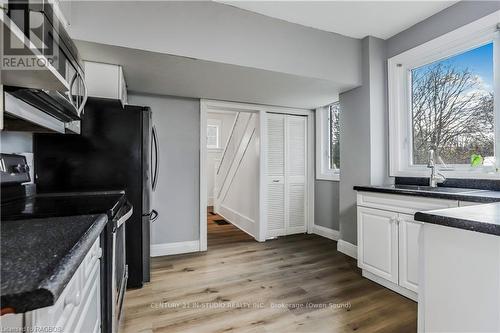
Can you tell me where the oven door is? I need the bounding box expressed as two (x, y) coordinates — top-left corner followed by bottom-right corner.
(112, 202), (133, 333)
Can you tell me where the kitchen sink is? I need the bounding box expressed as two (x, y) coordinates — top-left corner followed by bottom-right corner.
(393, 184), (485, 194)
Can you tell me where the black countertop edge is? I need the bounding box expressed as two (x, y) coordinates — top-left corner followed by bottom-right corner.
(353, 186), (500, 203)
(1, 214), (108, 313)
(395, 177), (500, 191)
(414, 210), (500, 237)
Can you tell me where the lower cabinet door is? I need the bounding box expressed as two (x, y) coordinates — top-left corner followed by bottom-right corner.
(398, 213), (421, 293)
(357, 206), (399, 283)
(72, 262), (101, 333)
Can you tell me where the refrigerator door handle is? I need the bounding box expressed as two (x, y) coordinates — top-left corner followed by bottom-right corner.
(143, 209), (158, 222)
(150, 209), (158, 222)
(151, 125), (159, 192)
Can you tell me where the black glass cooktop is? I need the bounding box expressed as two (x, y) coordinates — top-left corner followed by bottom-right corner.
(1, 191), (126, 221)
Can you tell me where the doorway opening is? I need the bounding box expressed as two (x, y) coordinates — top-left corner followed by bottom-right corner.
(200, 100), (315, 252)
(201, 101), (261, 250)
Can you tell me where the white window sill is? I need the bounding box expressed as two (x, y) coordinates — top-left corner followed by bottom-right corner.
(316, 173), (340, 182)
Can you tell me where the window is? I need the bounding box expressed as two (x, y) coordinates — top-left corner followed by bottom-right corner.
(316, 102), (340, 181)
(207, 124), (220, 149)
(411, 43), (494, 166)
(389, 15), (499, 178)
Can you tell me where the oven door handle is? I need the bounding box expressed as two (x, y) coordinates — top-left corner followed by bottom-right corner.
(114, 205), (133, 231)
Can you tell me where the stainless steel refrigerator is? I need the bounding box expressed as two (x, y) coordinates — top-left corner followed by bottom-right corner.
(34, 97), (159, 288)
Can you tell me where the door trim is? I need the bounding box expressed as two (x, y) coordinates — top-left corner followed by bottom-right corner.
(200, 99), (314, 250)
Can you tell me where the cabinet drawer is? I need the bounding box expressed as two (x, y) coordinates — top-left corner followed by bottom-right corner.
(357, 191), (458, 214)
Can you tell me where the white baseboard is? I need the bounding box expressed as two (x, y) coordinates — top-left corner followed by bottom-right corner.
(218, 204), (257, 238)
(337, 239), (358, 259)
(151, 240), (200, 257)
(312, 224), (340, 241)
(207, 196), (214, 206)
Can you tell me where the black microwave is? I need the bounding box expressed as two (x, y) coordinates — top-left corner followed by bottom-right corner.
(6, 0), (87, 119)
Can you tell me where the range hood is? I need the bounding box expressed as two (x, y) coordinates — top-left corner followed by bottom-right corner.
(3, 91), (81, 134)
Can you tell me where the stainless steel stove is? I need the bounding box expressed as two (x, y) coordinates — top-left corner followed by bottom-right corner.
(1, 153), (131, 333)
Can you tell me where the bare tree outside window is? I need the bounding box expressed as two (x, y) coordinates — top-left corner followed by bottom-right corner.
(411, 43), (494, 165)
(329, 102), (340, 170)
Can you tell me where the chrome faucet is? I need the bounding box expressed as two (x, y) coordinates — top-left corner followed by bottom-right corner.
(428, 149), (446, 187)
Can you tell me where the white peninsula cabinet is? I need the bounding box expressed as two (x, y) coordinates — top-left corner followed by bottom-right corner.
(356, 191), (460, 300)
(1, 238), (102, 333)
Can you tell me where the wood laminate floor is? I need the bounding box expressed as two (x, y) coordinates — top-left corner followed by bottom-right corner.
(120, 210), (417, 333)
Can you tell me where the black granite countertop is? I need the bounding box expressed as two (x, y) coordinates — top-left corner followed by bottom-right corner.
(414, 203), (500, 236)
(353, 184), (500, 203)
(354, 183), (500, 236)
(0, 214), (108, 313)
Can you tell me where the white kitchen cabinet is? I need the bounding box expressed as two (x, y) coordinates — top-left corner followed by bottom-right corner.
(3, 238), (103, 333)
(459, 201), (483, 207)
(398, 214), (421, 293)
(358, 207), (399, 284)
(356, 191), (458, 300)
(51, 0), (71, 28)
(0, 314), (23, 331)
(84, 61), (128, 106)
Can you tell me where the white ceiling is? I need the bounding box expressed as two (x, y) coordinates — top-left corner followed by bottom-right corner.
(76, 40), (353, 109)
(219, 1), (458, 39)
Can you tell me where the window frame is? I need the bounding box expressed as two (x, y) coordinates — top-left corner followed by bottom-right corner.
(388, 13), (500, 179)
(316, 103), (340, 181)
(207, 123), (220, 150)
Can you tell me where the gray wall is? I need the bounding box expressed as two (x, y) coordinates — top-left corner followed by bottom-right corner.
(68, 1), (362, 86)
(339, 36), (389, 245)
(128, 93), (200, 245)
(0, 132), (33, 153)
(368, 37), (390, 185)
(338, 39), (371, 245)
(338, 1), (500, 246)
(314, 180), (340, 230)
(387, 1), (500, 58)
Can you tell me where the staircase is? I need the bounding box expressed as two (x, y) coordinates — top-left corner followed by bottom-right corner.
(213, 112), (258, 237)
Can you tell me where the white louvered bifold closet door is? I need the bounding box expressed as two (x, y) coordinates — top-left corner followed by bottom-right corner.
(286, 115), (307, 234)
(267, 113), (307, 237)
(267, 113), (286, 236)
